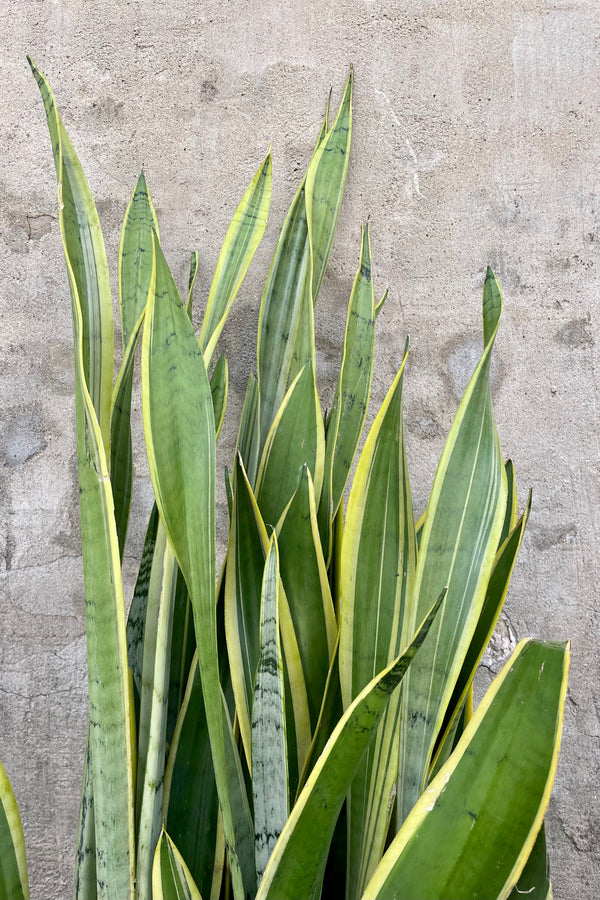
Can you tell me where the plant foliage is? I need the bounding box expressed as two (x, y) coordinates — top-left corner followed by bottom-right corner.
(0, 59), (568, 900)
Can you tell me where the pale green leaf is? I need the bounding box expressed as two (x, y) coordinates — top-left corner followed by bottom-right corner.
(252, 536), (289, 884)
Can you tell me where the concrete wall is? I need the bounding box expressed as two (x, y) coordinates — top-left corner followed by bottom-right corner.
(1, 1), (598, 897)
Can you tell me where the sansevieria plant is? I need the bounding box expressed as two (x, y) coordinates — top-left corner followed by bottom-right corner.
(0, 58), (568, 900)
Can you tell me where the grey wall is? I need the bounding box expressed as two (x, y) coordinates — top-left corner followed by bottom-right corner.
(1, 1), (598, 897)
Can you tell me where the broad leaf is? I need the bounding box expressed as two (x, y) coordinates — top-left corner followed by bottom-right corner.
(362, 640), (569, 900)
(29, 57), (113, 451)
(142, 237), (254, 900)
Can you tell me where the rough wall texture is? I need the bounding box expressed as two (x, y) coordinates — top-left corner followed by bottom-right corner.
(1, 1), (598, 897)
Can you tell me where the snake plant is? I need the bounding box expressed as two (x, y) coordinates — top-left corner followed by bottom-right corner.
(0, 58), (568, 900)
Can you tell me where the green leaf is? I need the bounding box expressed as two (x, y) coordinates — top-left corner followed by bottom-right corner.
(255, 592), (444, 900)
(339, 346), (416, 896)
(507, 822), (552, 900)
(119, 171), (159, 349)
(252, 536), (289, 884)
(126, 504), (160, 724)
(142, 237), (254, 900)
(29, 57), (113, 452)
(256, 80), (350, 452)
(209, 355), (228, 440)
(163, 575), (231, 900)
(135, 524), (179, 900)
(74, 734), (96, 900)
(110, 308), (145, 559)
(0, 760), (29, 900)
(236, 373), (260, 485)
(499, 458), (518, 546)
(30, 58), (135, 899)
(318, 222), (376, 562)
(255, 365), (324, 529)
(374, 288), (388, 320)
(431, 493), (532, 777)
(110, 172), (159, 556)
(296, 638), (342, 797)
(277, 465), (336, 731)
(152, 830), (203, 900)
(200, 151), (272, 367)
(225, 456), (267, 768)
(166, 567), (196, 749)
(186, 251), (199, 316)
(362, 640), (569, 900)
(397, 268), (508, 825)
(304, 69), (352, 304)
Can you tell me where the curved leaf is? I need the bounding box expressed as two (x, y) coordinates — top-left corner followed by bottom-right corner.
(363, 640), (569, 900)
(0, 760), (29, 900)
(152, 830), (202, 900)
(200, 152), (272, 367)
(255, 365), (324, 530)
(29, 57), (113, 451)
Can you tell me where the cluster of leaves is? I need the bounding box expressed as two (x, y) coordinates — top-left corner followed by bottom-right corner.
(0, 60), (568, 900)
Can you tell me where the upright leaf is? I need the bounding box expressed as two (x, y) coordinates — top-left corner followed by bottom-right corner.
(30, 58), (135, 899)
(304, 70), (353, 303)
(119, 171), (159, 349)
(255, 593), (443, 900)
(111, 171), (159, 555)
(257, 81), (351, 451)
(277, 465), (336, 731)
(255, 366), (324, 529)
(200, 152), (272, 367)
(318, 223), (376, 561)
(126, 504), (160, 723)
(362, 640), (569, 900)
(397, 269), (508, 824)
(29, 57), (113, 451)
(152, 831), (202, 900)
(136, 526), (179, 900)
(209, 355), (228, 439)
(225, 456), (267, 768)
(431, 493), (532, 777)
(74, 734), (96, 900)
(142, 237), (254, 900)
(339, 347), (416, 897)
(236, 374), (260, 485)
(252, 536), (289, 884)
(0, 760), (29, 900)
